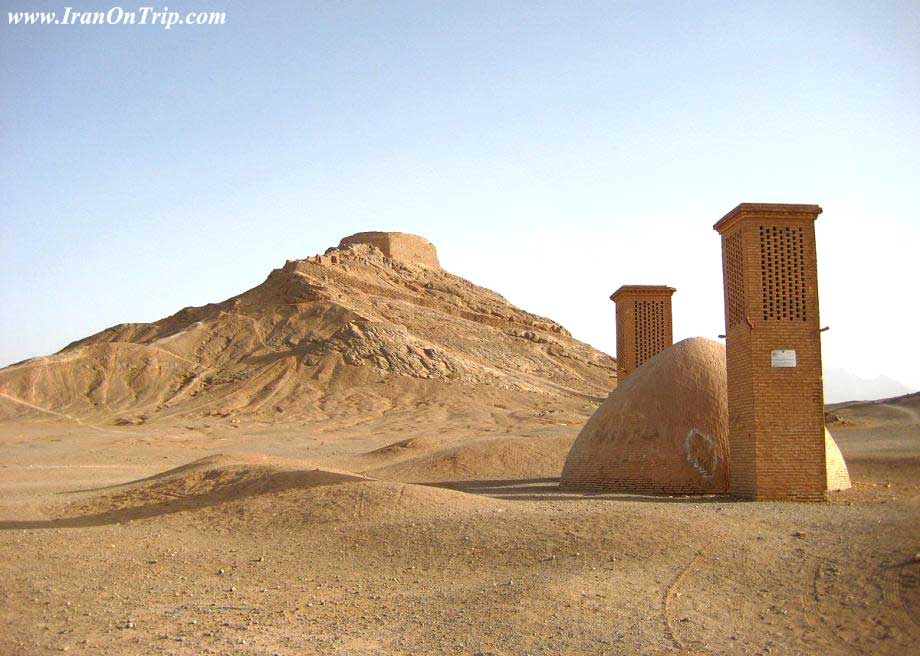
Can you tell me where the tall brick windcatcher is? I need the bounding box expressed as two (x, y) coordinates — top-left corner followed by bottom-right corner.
(610, 285), (675, 379)
(714, 203), (827, 501)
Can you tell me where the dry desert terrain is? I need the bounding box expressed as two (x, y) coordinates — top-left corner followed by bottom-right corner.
(1, 236), (917, 655)
(0, 394), (918, 655)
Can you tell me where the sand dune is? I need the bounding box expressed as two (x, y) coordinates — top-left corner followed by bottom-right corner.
(365, 434), (576, 482)
(827, 391), (920, 427)
(14, 453), (504, 535)
(60, 454), (370, 521)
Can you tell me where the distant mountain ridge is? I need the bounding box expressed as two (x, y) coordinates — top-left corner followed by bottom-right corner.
(823, 367), (913, 404)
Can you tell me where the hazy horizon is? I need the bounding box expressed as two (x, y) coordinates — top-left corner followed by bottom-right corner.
(2, 1), (918, 397)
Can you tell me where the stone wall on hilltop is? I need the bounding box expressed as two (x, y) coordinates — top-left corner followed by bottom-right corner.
(339, 232), (441, 270)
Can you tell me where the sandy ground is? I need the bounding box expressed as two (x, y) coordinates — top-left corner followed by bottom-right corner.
(0, 401), (918, 656)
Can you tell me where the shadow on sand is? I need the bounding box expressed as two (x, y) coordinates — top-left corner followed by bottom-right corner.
(426, 477), (729, 503)
(1, 475), (733, 532)
(0, 470), (367, 531)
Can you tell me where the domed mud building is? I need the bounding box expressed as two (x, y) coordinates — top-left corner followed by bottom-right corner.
(561, 337), (850, 495)
(561, 337), (730, 494)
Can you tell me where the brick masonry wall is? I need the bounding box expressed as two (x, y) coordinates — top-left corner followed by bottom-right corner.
(716, 204), (827, 501)
(611, 286), (675, 379)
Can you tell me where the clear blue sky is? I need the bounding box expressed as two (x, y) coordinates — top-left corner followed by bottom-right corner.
(2, 1), (918, 392)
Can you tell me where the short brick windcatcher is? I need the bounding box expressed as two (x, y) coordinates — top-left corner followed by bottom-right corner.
(610, 285), (676, 380)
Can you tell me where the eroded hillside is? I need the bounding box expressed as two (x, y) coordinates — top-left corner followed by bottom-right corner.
(0, 233), (615, 427)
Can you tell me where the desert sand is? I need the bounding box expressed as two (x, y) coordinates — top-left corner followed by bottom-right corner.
(1, 236), (917, 655)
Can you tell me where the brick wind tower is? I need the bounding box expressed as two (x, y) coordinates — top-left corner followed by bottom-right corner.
(611, 285), (676, 380)
(714, 203), (827, 501)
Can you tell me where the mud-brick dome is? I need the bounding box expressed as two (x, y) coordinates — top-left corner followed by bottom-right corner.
(825, 428), (852, 491)
(561, 337), (730, 494)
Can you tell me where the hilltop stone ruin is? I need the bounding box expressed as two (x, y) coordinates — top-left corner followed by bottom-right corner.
(338, 232), (441, 270)
(301, 232), (441, 270)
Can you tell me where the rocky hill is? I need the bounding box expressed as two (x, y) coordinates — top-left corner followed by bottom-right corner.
(0, 233), (616, 427)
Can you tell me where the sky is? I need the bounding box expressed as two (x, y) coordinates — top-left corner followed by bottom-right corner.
(2, 1), (918, 397)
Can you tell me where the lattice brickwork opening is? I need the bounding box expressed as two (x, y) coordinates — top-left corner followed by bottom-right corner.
(724, 232), (745, 328)
(634, 300), (666, 367)
(616, 308), (626, 370)
(758, 225), (807, 321)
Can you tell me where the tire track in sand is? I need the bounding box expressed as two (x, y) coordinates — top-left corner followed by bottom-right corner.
(804, 558), (871, 655)
(662, 539), (716, 652)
